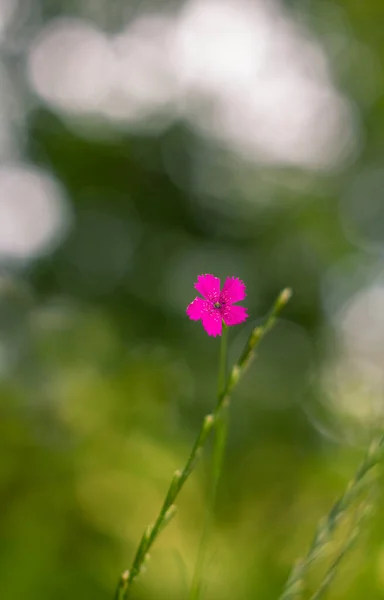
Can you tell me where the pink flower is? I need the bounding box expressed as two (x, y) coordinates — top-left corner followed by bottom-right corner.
(186, 274), (248, 337)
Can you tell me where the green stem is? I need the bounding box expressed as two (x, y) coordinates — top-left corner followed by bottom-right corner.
(189, 325), (229, 600)
(278, 434), (384, 600)
(218, 323), (228, 397)
(114, 289), (291, 600)
(308, 497), (372, 600)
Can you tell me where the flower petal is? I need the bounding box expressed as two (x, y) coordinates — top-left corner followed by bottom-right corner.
(222, 304), (248, 326)
(194, 274), (221, 302)
(202, 308), (222, 337)
(186, 297), (210, 321)
(220, 277), (246, 304)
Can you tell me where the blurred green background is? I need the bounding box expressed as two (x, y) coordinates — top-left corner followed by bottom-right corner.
(1, 0), (384, 598)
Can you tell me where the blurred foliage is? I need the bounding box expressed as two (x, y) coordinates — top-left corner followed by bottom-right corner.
(2, 1), (384, 599)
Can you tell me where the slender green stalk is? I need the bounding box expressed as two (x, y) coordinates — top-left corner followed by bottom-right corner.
(217, 323), (229, 397)
(114, 288), (292, 600)
(189, 325), (229, 600)
(279, 434), (384, 600)
(308, 496), (373, 600)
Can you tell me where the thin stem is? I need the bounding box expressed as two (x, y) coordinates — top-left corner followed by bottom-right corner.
(189, 325), (229, 600)
(218, 323), (228, 397)
(114, 288), (292, 600)
(308, 494), (373, 600)
(278, 434), (384, 600)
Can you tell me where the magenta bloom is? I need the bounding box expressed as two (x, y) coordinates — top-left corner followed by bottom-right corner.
(186, 274), (248, 337)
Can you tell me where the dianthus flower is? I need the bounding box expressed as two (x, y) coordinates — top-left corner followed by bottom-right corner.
(186, 274), (248, 337)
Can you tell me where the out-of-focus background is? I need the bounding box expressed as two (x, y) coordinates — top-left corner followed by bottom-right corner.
(1, 0), (384, 598)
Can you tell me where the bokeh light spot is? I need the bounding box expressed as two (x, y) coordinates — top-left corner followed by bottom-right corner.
(0, 164), (71, 263)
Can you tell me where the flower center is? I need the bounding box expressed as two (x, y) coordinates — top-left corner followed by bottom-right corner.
(214, 301), (222, 309)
